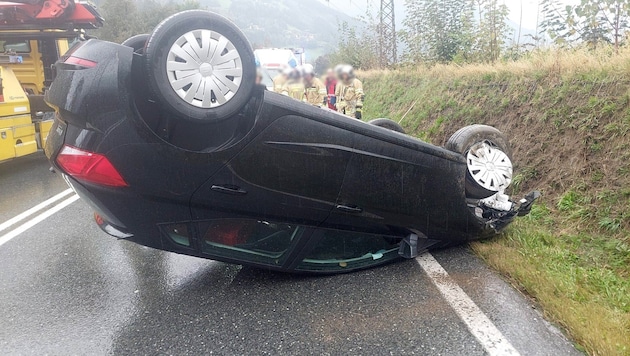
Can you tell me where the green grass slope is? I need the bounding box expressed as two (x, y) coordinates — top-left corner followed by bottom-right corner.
(362, 49), (630, 355)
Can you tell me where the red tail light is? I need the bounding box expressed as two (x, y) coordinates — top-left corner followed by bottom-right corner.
(64, 56), (97, 68)
(56, 145), (128, 187)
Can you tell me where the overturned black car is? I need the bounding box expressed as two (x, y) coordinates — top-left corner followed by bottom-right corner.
(44, 10), (539, 273)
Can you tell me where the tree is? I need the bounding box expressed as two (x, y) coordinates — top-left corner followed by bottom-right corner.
(137, 0), (202, 32)
(92, 0), (202, 43)
(541, 0), (630, 50)
(474, 0), (511, 62)
(328, 21), (380, 70)
(94, 0), (139, 43)
(579, 0), (630, 51)
(401, 0), (474, 63)
(314, 55), (331, 75)
(400, 0), (511, 64)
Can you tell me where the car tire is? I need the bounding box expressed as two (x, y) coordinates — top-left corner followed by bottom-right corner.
(446, 125), (513, 199)
(121, 34), (149, 54)
(368, 118), (406, 134)
(144, 10), (256, 123)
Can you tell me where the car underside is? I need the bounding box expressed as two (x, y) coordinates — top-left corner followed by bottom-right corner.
(44, 10), (539, 273)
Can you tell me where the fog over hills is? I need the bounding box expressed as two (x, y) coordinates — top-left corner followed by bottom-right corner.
(196, 0), (360, 56)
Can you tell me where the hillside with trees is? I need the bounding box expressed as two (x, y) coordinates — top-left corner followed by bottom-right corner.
(90, 0), (356, 58)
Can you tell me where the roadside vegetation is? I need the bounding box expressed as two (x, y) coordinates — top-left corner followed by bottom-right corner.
(89, 0), (201, 43)
(361, 47), (630, 355)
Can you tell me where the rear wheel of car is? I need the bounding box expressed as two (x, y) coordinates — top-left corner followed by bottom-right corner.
(121, 34), (149, 53)
(368, 118), (406, 134)
(144, 10), (256, 123)
(446, 125), (513, 199)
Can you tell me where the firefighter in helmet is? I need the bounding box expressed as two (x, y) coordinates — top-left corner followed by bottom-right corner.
(273, 66), (292, 94)
(335, 65), (364, 119)
(302, 64), (327, 107)
(281, 67), (305, 101)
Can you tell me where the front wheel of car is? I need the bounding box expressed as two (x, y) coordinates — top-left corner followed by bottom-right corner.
(446, 125), (513, 199)
(144, 10), (256, 123)
(121, 34), (149, 54)
(368, 118), (406, 134)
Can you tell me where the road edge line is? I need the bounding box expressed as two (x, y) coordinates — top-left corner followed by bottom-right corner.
(0, 194), (79, 248)
(416, 253), (521, 356)
(0, 189), (74, 232)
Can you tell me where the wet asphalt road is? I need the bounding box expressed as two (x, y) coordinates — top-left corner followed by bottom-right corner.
(0, 154), (581, 355)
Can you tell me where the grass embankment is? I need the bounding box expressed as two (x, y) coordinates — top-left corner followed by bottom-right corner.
(362, 49), (630, 356)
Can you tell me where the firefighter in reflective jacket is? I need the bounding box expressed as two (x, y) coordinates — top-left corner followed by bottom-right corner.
(273, 66), (291, 93)
(335, 65), (364, 119)
(302, 64), (327, 107)
(281, 67), (305, 101)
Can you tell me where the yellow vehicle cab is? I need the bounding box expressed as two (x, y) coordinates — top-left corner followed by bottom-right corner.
(0, 62), (38, 161)
(0, 39), (68, 162)
(3, 38), (70, 95)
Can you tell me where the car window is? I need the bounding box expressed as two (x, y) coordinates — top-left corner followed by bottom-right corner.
(159, 220), (403, 271)
(297, 229), (401, 272)
(200, 219), (303, 266)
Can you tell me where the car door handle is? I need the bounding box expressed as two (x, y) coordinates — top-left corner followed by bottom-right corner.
(336, 204), (363, 213)
(211, 184), (247, 195)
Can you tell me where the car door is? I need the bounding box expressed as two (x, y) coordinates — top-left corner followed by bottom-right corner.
(324, 128), (471, 238)
(191, 114), (355, 226)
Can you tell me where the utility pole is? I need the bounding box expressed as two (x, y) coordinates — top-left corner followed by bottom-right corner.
(378, 0), (396, 67)
(325, 0), (397, 67)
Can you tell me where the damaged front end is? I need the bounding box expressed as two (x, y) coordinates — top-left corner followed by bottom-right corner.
(473, 190), (541, 233)
(461, 139), (541, 233)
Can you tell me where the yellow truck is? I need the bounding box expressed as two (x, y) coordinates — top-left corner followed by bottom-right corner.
(0, 62), (39, 161)
(0, 0), (103, 162)
(0, 42), (66, 161)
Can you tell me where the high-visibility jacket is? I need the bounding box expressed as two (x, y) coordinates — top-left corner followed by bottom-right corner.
(335, 78), (364, 118)
(281, 80), (305, 101)
(304, 77), (327, 107)
(272, 74), (287, 93)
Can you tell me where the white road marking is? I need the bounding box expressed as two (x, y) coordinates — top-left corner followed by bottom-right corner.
(417, 253), (521, 356)
(0, 195), (79, 248)
(0, 189), (74, 232)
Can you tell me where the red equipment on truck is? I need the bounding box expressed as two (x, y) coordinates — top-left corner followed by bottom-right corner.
(0, 0), (103, 29)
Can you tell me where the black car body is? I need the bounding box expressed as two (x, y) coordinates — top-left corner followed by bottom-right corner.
(44, 11), (537, 273)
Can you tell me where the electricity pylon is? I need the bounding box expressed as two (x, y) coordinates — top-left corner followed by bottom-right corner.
(378, 0), (396, 67)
